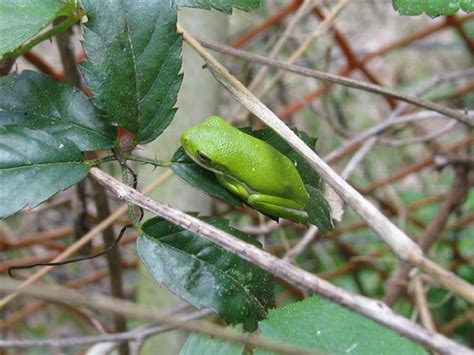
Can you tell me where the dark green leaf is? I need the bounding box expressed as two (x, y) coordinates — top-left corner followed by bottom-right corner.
(170, 146), (242, 206)
(305, 185), (333, 233)
(0, 126), (88, 218)
(180, 325), (245, 355)
(0, 71), (114, 151)
(81, 0), (183, 144)
(138, 215), (275, 331)
(0, 0), (75, 56)
(174, 0), (260, 14)
(256, 297), (427, 355)
(392, 0), (472, 16)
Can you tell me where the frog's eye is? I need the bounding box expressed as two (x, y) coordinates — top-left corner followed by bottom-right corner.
(196, 150), (212, 165)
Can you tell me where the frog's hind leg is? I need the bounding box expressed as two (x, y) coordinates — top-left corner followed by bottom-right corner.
(247, 194), (308, 225)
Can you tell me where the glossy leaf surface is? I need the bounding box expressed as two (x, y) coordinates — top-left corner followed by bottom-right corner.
(0, 126), (88, 218)
(0, 71), (114, 151)
(0, 0), (74, 55)
(180, 325), (244, 355)
(81, 0), (182, 144)
(138, 215), (275, 331)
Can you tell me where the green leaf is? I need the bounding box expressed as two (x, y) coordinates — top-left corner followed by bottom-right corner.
(462, 0), (474, 11)
(0, 126), (88, 218)
(392, 0), (473, 16)
(80, 0), (183, 144)
(256, 297), (427, 355)
(170, 147), (243, 206)
(180, 325), (245, 355)
(305, 185), (333, 233)
(174, 0), (260, 14)
(0, 0), (75, 56)
(138, 215), (275, 332)
(0, 71), (114, 151)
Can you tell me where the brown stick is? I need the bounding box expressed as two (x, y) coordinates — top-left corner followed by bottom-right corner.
(276, 13), (474, 118)
(91, 182), (129, 354)
(228, 0), (303, 48)
(1, 260), (138, 331)
(360, 134), (474, 195)
(312, 6), (396, 109)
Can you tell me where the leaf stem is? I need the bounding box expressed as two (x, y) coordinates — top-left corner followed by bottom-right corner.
(3, 6), (85, 61)
(124, 154), (171, 167)
(84, 155), (116, 168)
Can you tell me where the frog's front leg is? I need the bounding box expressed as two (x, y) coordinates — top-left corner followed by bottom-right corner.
(216, 174), (250, 200)
(247, 194), (308, 225)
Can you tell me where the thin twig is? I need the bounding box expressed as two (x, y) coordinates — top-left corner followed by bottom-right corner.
(0, 309), (213, 349)
(0, 260), (138, 332)
(411, 275), (437, 332)
(228, 0), (302, 48)
(257, 0), (350, 99)
(196, 37), (474, 126)
(379, 120), (457, 147)
(360, 134), (474, 195)
(91, 180), (129, 354)
(383, 165), (474, 306)
(246, 0), (316, 94)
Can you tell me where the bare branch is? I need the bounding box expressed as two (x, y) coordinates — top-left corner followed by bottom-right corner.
(0, 171), (173, 308)
(196, 37), (474, 127)
(0, 309), (213, 349)
(0, 277), (316, 355)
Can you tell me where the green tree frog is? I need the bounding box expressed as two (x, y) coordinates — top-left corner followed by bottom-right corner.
(180, 115), (309, 224)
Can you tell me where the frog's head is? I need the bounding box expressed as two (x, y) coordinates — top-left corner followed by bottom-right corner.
(180, 116), (226, 173)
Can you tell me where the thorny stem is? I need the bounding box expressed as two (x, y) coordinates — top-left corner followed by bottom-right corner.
(2, 7), (85, 62)
(121, 164), (142, 230)
(84, 155), (116, 168)
(123, 154), (171, 168)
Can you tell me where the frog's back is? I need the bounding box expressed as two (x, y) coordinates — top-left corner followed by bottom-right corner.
(205, 117), (308, 205)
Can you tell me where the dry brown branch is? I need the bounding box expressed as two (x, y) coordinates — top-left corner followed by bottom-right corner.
(254, 0), (351, 102)
(195, 37), (474, 126)
(0, 170), (173, 308)
(0, 277), (316, 355)
(0, 260), (138, 331)
(411, 275), (436, 332)
(383, 164), (473, 306)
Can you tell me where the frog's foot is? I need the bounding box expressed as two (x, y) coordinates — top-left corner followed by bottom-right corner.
(247, 194), (308, 225)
